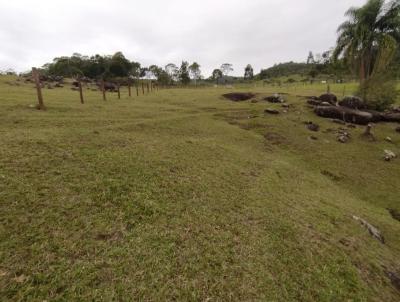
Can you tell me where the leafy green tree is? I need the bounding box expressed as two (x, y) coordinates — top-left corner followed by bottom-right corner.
(178, 61), (191, 85)
(44, 52), (141, 81)
(220, 63), (233, 77)
(333, 0), (400, 108)
(244, 64), (254, 80)
(189, 62), (201, 85)
(109, 52), (132, 77)
(165, 63), (178, 83)
(307, 51), (315, 64)
(129, 61), (141, 79)
(212, 69), (223, 82)
(149, 65), (171, 84)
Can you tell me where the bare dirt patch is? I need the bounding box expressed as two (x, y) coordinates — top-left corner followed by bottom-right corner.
(222, 93), (256, 102)
(264, 132), (287, 146)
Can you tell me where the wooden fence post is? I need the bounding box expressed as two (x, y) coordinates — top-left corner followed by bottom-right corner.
(117, 84), (121, 99)
(147, 83), (150, 93)
(136, 85), (139, 97)
(32, 68), (46, 110)
(128, 83), (131, 97)
(78, 79), (84, 104)
(101, 80), (106, 101)
(142, 82), (145, 94)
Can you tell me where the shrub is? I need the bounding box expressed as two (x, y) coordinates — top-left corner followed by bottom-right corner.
(356, 76), (399, 111)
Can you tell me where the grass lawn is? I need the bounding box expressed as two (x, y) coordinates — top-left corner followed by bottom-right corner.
(0, 76), (399, 301)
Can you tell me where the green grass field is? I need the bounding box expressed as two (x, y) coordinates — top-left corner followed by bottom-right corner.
(0, 76), (399, 301)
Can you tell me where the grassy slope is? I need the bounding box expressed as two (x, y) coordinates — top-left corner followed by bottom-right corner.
(0, 76), (399, 301)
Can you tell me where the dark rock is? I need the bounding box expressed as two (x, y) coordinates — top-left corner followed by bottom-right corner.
(251, 99), (258, 103)
(319, 93), (337, 105)
(305, 122), (319, 132)
(381, 112), (400, 123)
(388, 208), (400, 222)
(264, 109), (280, 115)
(314, 106), (374, 125)
(360, 124), (375, 142)
(222, 93), (256, 102)
(339, 96), (365, 109)
(309, 136), (318, 140)
(362, 110), (384, 122)
(307, 99), (321, 106)
(396, 126), (400, 133)
(337, 134), (349, 143)
(337, 128), (351, 143)
(390, 106), (400, 113)
(332, 119), (346, 125)
(265, 95), (283, 103)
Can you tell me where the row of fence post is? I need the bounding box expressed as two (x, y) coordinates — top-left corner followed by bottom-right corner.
(32, 67), (159, 109)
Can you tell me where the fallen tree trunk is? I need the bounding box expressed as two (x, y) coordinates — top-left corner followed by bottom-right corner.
(314, 106), (375, 125)
(381, 112), (400, 123)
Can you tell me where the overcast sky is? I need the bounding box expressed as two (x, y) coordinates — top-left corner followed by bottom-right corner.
(0, 0), (366, 76)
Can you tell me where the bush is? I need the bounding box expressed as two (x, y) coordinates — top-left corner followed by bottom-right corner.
(357, 76), (399, 111)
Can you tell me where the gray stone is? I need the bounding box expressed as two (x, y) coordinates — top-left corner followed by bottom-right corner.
(352, 215), (385, 244)
(339, 96), (365, 110)
(264, 109), (280, 115)
(384, 150), (396, 161)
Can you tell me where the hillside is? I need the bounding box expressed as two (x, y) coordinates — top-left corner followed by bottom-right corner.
(0, 76), (400, 301)
(259, 62), (313, 78)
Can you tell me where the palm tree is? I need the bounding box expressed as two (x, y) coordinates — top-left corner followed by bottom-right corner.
(333, 0), (400, 82)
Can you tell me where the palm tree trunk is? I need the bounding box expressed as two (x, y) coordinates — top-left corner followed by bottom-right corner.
(360, 57), (365, 83)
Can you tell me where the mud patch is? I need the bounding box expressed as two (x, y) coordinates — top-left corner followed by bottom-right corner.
(264, 132), (287, 146)
(222, 93), (256, 102)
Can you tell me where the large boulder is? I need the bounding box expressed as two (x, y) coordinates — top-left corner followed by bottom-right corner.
(381, 112), (400, 123)
(307, 99), (322, 106)
(319, 93), (337, 105)
(363, 110), (384, 122)
(314, 106), (374, 125)
(339, 96), (366, 110)
(265, 94), (283, 103)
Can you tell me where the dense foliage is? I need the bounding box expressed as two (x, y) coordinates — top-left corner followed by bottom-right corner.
(333, 0), (400, 109)
(44, 52), (141, 80)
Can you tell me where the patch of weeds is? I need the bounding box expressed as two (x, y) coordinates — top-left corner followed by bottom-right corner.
(321, 170), (343, 182)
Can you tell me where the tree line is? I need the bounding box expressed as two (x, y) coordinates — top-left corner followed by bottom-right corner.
(37, 53), (257, 85)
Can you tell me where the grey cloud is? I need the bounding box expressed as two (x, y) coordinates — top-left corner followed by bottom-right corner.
(0, 0), (366, 76)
